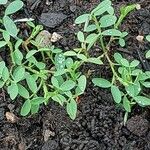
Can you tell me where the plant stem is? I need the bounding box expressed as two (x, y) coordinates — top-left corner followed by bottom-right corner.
(8, 42), (15, 65)
(93, 16), (122, 84)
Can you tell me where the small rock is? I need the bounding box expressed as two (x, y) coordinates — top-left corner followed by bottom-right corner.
(18, 142), (26, 150)
(40, 13), (67, 28)
(43, 129), (55, 142)
(136, 4), (141, 10)
(51, 32), (63, 42)
(136, 35), (144, 42)
(7, 104), (15, 111)
(127, 115), (149, 136)
(5, 112), (19, 123)
(0, 107), (5, 121)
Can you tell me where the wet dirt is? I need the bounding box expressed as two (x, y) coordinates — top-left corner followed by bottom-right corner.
(0, 0), (150, 150)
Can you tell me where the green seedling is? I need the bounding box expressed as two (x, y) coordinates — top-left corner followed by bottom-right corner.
(0, 1), (87, 120)
(74, 0), (149, 123)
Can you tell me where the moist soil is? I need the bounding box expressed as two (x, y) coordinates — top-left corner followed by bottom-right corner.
(0, 0), (150, 150)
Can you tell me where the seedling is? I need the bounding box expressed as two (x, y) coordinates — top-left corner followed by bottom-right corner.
(0, 0), (87, 120)
(74, 0), (150, 123)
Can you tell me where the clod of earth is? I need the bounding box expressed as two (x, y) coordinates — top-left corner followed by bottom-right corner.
(126, 115), (149, 136)
(41, 140), (58, 150)
(40, 12), (67, 28)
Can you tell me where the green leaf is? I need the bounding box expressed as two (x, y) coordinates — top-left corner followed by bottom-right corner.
(63, 51), (77, 56)
(92, 0), (112, 16)
(0, 41), (7, 48)
(13, 50), (23, 65)
(27, 21), (35, 28)
(146, 35), (150, 42)
(0, 61), (5, 77)
(15, 39), (23, 50)
(84, 24), (97, 32)
(18, 84), (29, 98)
(55, 53), (66, 70)
(77, 54), (87, 61)
(52, 94), (66, 106)
(123, 96), (131, 112)
(5, 0), (24, 15)
(131, 69), (142, 76)
(13, 66), (25, 82)
(87, 57), (103, 65)
(7, 82), (18, 100)
(2, 66), (9, 81)
(92, 78), (111, 88)
(26, 50), (37, 59)
(130, 60), (140, 67)
(134, 96), (150, 106)
(75, 14), (90, 24)
(31, 104), (39, 114)
(26, 74), (37, 93)
(100, 15), (117, 28)
(125, 83), (141, 97)
(54, 69), (66, 76)
(86, 34), (99, 50)
(51, 76), (59, 88)
(121, 32), (128, 38)
(27, 56), (37, 65)
(141, 82), (150, 88)
(77, 31), (85, 42)
(146, 50), (150, 59)
(102, 29), (122, 36)
(85, 33), (98, 43)
(60, 80), (76, 91)
(107, 6), (114, 15)
(77, 75), (86, 93)
(120, 58), (130, 67)
(67, 99), (77, 120)
(66, 58), (73, 69)
(119, 38), (125, 47)
(0, 0), (7, 5)
(3, 16), (18, 37)
(111, 85), (122, 103)
(120, 4), (136, 19)
(51, 48), (62, 53)
(21, 99), (31, 116)
(31, 97), (45, 105)
(35, 62), (45, 70)
(3, 31), (10, 42)
(114, 53), (123, 64)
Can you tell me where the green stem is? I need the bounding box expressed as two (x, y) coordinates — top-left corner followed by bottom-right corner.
(8, 42), (15, 65)
(93, 16), (121, 84)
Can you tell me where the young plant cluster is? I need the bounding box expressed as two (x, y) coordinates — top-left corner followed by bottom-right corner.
(72, 0), (150, 122)
(0, 0), (86, 120)
(0, 0), (150, 122)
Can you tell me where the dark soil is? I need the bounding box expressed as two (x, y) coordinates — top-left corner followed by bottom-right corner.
(0, 0), (150, 150)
